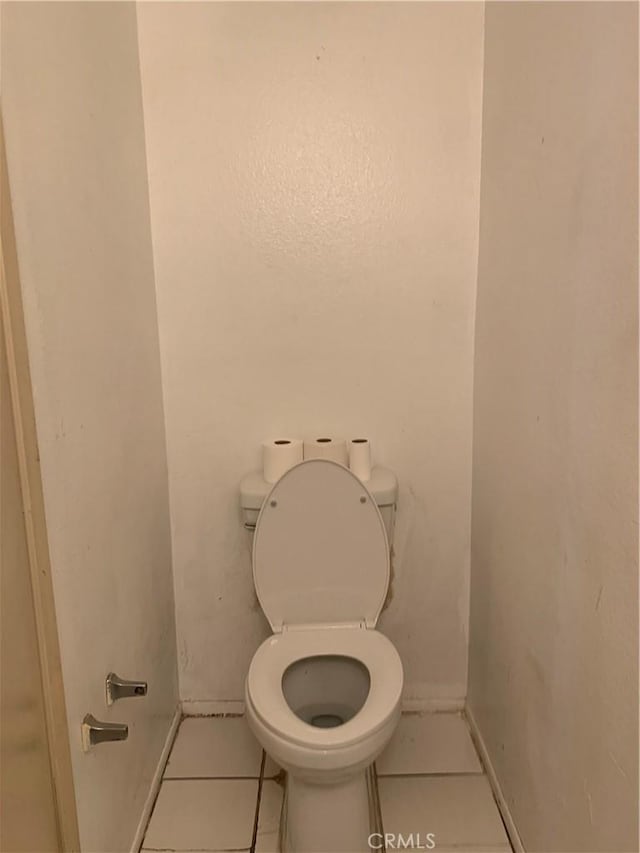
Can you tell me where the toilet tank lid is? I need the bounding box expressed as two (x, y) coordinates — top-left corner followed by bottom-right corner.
(240, 465), (397, 511)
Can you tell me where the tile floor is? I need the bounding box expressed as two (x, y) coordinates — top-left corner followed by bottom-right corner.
(142, 712), (513, 853)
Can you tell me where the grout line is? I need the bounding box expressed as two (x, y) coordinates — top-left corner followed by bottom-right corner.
(371, 762), (386, 853)
(278, 774), (287, 853)
(142, 848), (250, 852)
(162, 775), (263, 781)
(249, 750), (266, 853)
(377, 769), (485, 779)
(161, 770), (485, 782)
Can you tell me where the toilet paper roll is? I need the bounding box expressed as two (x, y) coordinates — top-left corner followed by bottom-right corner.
(262, 438), (304, 484)
(303, 437), (349, 466)
(348, 438), (372, 481)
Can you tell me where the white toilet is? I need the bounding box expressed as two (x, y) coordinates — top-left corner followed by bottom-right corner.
(241, 459), (403, 853)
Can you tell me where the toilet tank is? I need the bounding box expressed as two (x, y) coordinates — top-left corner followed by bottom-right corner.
(240, 466), (398, 547)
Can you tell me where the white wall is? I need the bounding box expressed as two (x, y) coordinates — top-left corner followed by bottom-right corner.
(1, 4), (179, 850)
(137, 1), (485, 705)
(468, 3), (638, 851)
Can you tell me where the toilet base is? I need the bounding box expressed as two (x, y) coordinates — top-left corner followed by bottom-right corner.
(283, 767), (375, 853)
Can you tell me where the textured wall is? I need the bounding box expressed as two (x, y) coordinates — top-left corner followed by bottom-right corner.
(137, 2), (485, 705)
(468, 3), (639, 851)
(1, 4), (179, 850)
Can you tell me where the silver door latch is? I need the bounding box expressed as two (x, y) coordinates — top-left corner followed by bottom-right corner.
(106, 671), (148, 705)
(81, 714), (128, 751)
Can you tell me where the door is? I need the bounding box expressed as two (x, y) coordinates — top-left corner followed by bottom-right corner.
(0, 317), (60, 851)
(0, 116), (79, 852)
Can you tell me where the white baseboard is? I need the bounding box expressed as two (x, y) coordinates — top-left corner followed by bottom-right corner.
(181, 698), (245, 716)
(464, 704), (524, 853)
(401, 697), (465, 713)
(130, 704), (182, 853)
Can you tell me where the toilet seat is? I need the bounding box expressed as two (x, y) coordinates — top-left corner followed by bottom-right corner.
(252, 459), (390, 632)
(246, 625), (403, 751)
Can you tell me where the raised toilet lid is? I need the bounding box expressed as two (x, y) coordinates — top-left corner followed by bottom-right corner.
(253, 459), (390, 632)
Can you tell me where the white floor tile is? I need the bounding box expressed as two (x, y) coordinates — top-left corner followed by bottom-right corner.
(377, 712), (482, 776)
(143, 779), (258, 851)
(164, 716), (263, 778)
(254, 780), (284, 852)
(379, 776), (511, 850)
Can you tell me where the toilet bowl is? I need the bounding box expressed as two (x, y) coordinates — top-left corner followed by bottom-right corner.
(243, 459), (404, 852)
(246, 626), (402, 778)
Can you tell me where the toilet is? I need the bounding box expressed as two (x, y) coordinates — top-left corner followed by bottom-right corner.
(242, 459), (403, 853)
